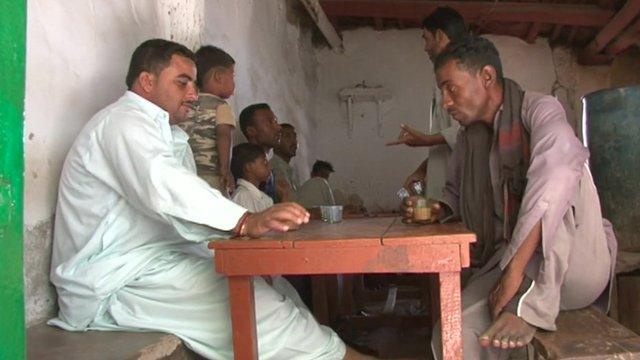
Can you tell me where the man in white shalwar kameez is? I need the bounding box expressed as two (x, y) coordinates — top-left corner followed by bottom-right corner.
(403, 37), (616, 360)
(49, 39), (372, 360)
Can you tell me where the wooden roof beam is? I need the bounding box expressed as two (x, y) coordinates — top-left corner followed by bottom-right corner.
(577, 52), (613, 65)
(550, 24), (564, 42)
(320, 0), (616, 27)
(526, 23), (542, 43)
(328, 16), (340, 33)
(568, 26), (579, 43)
(583, 0), (640, 54)
(605, 16), (640, 55)
(374, 17), (383, 31)
(300, 0), (343, 51)
(597, 0), (618, 9)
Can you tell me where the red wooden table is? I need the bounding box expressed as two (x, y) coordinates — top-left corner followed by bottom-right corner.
(209, 217), (475, 360)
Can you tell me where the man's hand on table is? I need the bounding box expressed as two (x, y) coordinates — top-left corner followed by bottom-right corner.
(243, 203), (309, 237)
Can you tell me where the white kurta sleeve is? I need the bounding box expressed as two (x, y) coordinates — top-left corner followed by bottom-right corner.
(86, 112), (247, 239)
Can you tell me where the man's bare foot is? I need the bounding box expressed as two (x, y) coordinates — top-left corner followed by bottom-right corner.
(478, 312), (536, 349)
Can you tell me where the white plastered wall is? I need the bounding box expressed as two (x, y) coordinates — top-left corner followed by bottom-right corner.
(23, 0), (319, 325)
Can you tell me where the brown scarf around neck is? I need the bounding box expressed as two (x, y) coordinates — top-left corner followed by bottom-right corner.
(460, 78), (528, 268)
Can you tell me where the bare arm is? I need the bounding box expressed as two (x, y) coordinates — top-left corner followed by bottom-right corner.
(407, 133), (446, 147)
(507, 220), (542, 275)
(489, 220), (542, 318)
(216, 124), (235, 192)
(422, 133), (446, 146)
(386, 123), (447, 147)
(403, 158), (428, 190)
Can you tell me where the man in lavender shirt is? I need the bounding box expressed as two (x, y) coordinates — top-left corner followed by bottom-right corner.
(405, 36), (616, 360)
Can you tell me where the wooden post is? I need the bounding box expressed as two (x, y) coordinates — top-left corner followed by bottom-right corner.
(228, 276), (258, 360)
(439, 271), (462, 360)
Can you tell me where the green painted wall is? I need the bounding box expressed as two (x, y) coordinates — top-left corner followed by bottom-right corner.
(0, 0), (25, 359)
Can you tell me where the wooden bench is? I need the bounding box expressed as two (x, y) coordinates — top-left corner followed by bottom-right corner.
(27, 323), (203, 360)
(531, 306), (640, 359)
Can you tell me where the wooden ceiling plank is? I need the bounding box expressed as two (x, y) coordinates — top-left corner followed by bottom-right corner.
(526, 22), (542, 43)
(605, 16), (640, 55)
(328, 16), (341, 33)
(374, 17), (383, 30)
(583, 0), (640, 54)
(300, 0), (343, 50)
(568, 26), (579, 43)
(597, 0), (618, 9)
(551, 24), (564, 41)
(320, 0), (615, 27)
(578, 52), (613, 65)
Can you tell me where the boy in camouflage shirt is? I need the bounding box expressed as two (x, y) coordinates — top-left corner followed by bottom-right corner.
(180, 46), (237, 196)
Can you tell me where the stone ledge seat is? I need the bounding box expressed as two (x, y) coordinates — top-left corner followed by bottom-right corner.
(27, 323), (203, 360)
(531, 306), (640, 359)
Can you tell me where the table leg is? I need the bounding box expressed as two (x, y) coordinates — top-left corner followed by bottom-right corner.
(311, 275), (330, 325)
(228, 276), (258, 360)
(340, 275), (355, 317)
(428, 274), (441, 328)
(439, 271), (462, 360)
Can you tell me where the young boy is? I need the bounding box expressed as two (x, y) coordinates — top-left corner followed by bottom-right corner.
(230, 143), (309, 310)
(230, 143), (274, 212)
(180, 45), (237, 196)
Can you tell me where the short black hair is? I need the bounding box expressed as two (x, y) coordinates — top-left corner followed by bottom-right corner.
(231, 143), (265, 180)
(239, 103), (271, 138)
(280, 123), (295, 130)
(194, 45), (235, 89)
(125, 39), (195, 89)
(421, 7), (467, 43)
(434, 36), (503, 82)
(312, 160), (334, 174)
